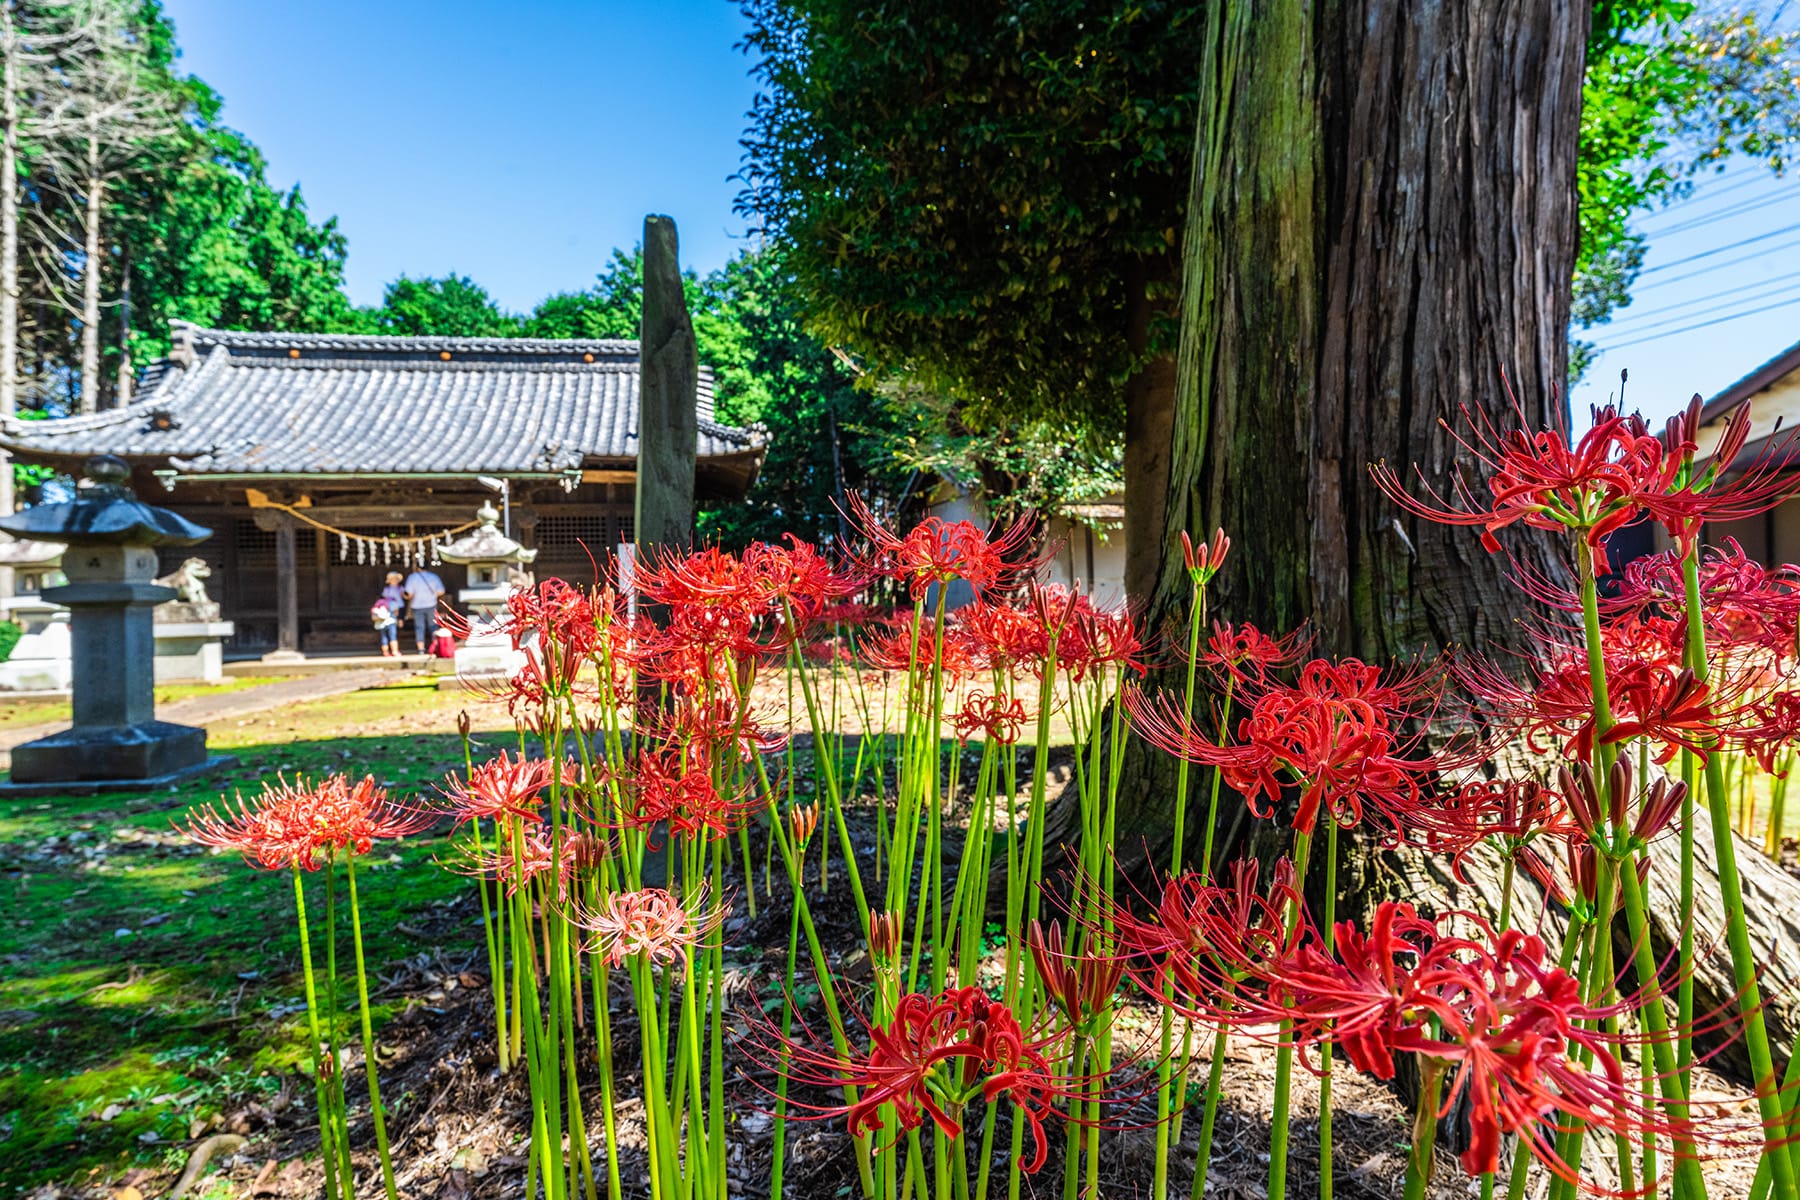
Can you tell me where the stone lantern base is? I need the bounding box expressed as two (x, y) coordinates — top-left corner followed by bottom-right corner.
(9, 719), (211, 784)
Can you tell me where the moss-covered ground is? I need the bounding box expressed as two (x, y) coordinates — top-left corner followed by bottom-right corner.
(0, 679), (511, 1192)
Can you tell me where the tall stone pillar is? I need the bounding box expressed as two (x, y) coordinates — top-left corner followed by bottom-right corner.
(635, 214), (697, 566)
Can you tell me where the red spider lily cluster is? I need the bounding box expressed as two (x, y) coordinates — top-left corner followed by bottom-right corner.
(178, 384), (1800, 1200)
(1131, 652), (1469, 838)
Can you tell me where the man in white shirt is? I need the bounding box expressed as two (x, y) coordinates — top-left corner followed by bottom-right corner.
(403, 567), (446, 655)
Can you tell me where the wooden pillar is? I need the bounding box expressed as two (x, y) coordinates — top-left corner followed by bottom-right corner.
(255, 510), (304, 662)
(635, 214), (697, 564)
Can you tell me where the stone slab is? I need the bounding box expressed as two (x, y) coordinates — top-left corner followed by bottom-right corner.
(9, 719), (209, 783)
(0, 754), (237, 796)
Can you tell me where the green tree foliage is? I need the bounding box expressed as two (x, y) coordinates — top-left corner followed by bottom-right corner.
(1573, 2), (1800, 377)
(13, 0), (357, 413)
(736, 0), (1207, 436)
(361, 274), (521, 338)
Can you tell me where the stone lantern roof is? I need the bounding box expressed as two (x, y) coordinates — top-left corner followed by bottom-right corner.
(438, 502), (538, 566)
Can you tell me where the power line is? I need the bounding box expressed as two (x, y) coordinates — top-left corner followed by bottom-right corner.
(1603, 269), (1800, 325)
(1592, 295), (1800, 353)
(1631, 235), (1800, 293)
(1599, 278), (1800, 336)
(1636, 167), (1792, 230)
(1640, 185), (1800, 238)
(1635, 220), (1800, 275)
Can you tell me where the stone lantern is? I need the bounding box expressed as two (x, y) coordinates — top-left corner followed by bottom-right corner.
(0, 455), (224, 786)
(437, 500), (536, 680)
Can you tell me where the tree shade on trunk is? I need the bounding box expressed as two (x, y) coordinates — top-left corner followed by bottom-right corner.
(1111, 2), (1589, 870)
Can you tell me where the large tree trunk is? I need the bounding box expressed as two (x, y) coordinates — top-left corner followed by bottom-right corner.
(0, 1), (20, 600)
(1110, 1), (1587, 870)
(78, 147), (103, 416)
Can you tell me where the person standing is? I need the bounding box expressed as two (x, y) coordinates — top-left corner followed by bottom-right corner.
(403, 564), (446, 655)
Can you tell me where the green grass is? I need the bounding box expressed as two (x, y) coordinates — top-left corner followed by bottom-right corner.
(0, 680), (513, 1191)
(0, 675), (300, 731)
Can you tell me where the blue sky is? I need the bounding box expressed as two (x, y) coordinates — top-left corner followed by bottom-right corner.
(163, 0), (1799, 427)
(161, 0), (760, 312)
(1571, 166), (1800, 430)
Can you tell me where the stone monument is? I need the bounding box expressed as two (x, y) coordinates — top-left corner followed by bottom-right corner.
(151, 556), (235, 683)
(437, 501), (536, 683)
(0, 456), (225, 786)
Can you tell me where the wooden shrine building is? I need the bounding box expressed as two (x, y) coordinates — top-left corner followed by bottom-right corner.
(0, 324), (767, 657)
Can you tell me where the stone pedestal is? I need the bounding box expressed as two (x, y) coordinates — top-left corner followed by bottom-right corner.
(154, 621), (236, 683)
(0, 598), (71, 692)
(8, 543), (208, 783)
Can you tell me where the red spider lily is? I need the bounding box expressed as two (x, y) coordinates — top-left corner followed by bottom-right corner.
(181, 774), (436, 871)
(1179, 528), (1231, 586)
(1129, 659), (1461, 838)
(845, 494), (1040, 599)
(472, 826), (612, 897)
(440, 751), (577, 825)
(1598, 667), (1719, 762)
(952, 600), (1051, 674)
(1734, 690), (1800, 774)
(636, 545), (753, 610)
(953, 691), (1027, 744)
(860, 618), (977, 678)
(507, 577), (607, 654)
(1060, 601), (1147, 681)
(570, 886), (726, 965)
(1612, 540), (1800, 658)
(743, 986), (1070, 1171)
(1223, 903), (1692, 1181)
(1371, 403), (1668, 571)
(787, 801), (820, 846)
(1200, 621), (1308, 678)
(1109, 858), (1298, 1006)
(1459, 633), (1748, 766)
(1639, 397), (1800, 558)
(625, 748), (761, 842)
(743, 535), (863, 625)
(645, 695), (788, 764)
(1026, 920), (1126, 1027)
(1411, 778), (1576, 884)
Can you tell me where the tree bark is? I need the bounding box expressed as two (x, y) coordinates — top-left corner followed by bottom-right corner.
(78, 146), (103, 415)
(1110, 0), (1587, 871)
(0, 0), (20, 599)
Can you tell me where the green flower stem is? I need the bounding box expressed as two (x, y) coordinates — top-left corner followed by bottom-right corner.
(755, 753), (876, 1199)
(1320, 818), (1337, 1200)
(1680, 551), (1800, 1200)
(1268, 828), (1315, 1200)
(770, 888), (803, 1200)
(784, 598), (871, 938)
(1618, 861), (1707, 1199)
(1504, 911), (1587, 1200)
(344, 854), (399, 1200)
(1401, 1056), (1445, 1200)
(324, 855), (356, 1192)
(1189, 1019), (1230, 1200)
(292, 867), (345, 1200)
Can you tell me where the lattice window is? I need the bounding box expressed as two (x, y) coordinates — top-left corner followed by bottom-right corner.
(235, 520), (276, 565)
(536, 514), (614, 553)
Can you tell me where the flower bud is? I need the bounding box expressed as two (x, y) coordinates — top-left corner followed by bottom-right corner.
(868, 909), (903, 962)
(788, 801), (820, 847)
(457, 709), (473, 738)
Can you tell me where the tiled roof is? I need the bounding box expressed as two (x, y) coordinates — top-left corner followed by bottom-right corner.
(1701, 336), (1800, 425)
(0, 325), (763, 479)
